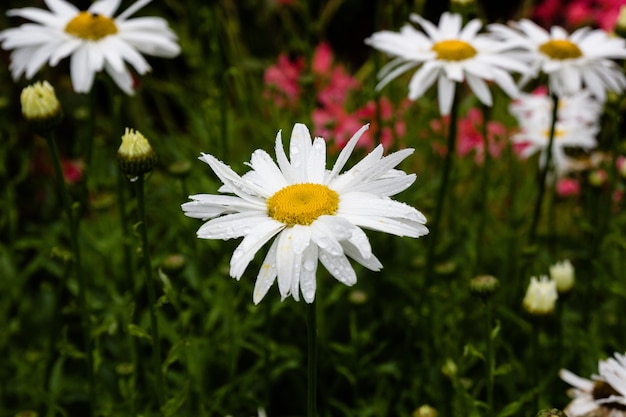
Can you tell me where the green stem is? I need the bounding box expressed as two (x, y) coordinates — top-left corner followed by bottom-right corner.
(529, 94), (559, 245)
(135, 175), (165, 412)
(425, 88), (461, 284)
(45, 131), (95, 414)
(474, 104), (491, 274)
(485, 299), (494, 417)
(306, 300), (318, 417)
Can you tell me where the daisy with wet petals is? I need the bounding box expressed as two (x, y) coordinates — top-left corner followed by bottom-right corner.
(365, 12), (529, 115)
(560, 352), (626, 416)
(488, 20), (626, 100)
(182, 123), (428, 304)
(0, 0), (181, 95)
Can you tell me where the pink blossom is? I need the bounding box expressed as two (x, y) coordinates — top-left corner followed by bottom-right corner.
(556, 177), (581, 196)
(62, 159), (85, 185)
(430, 107), (507, 164)
(263, 54), (304, 108)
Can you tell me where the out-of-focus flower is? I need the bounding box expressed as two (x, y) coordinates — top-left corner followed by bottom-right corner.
(556, 177), (581, 197)
(430, 106), (507, 163)
(488, 19), (626, 100)
(509, 89), (600, 177)
(62, 158), (84, 184)
(263, 54), (305, 109)
(413, 404), (438, 417)
(522, 275), (558, 315)
(0, 0), (181, 94)
(182, 123), (428, 304)
(20, 80), (62, 131)
(560, 352), (626, 416)
(469, 274), (500, 298)
(549, 259), (575, 292)
(365, 11), (529, 115)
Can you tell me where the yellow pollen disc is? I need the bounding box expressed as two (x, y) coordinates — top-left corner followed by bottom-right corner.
(431, 39), (477, 61)
(543, 129), (565, 140)
(65, 11), (118, 41)
(539, 39), (583, 60)
(267, 183), (339, 226)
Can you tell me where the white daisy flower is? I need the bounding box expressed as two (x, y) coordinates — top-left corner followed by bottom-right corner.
(560, 352), (626, 417)
(0, 0), (181, 95)
(364, 11), (529, 115)
(182, 123), (428, 304)
(510, 93), (599, 177)
(488, 19), (626, 100)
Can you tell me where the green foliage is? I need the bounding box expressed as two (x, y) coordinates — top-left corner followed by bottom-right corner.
(1, 1), (626, 417)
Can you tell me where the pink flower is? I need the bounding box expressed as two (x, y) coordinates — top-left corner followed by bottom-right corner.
(62, 159), (84, 185)
(556, 177), (581, 196)
(430, 107), (507, 164)
(263, 54), (304, 108)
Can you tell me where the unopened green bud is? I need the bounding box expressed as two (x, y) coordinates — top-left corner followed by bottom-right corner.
(413, 404), (438, 417)
(536, 408), (567, 417)
(469, 274), (499, 298)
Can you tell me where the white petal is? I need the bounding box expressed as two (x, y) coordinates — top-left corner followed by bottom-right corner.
(466, 73), (493, 106)
(117, 0), (153, 21)
(276, 226), (311, 300)
(327, 124), (369, 182)
(437, 75), (456, 115)
(300, 244), (319, 303)
(104, 61), (134, 94)
(45, 0), (79, 16)
(559, 369), (595, 391)
(289, 123), (313, 182)
(70, 45), (95, 93)
(408, 61), (441, 100)
(319, 249), (357, 286)
(197, 212), (270, 240)
(230, 220), (284, 280)
(247, 149), (288, 195)
(306, 137), (327, 184)
(253, 239), (279, 304)
(88, 0), (121, 16)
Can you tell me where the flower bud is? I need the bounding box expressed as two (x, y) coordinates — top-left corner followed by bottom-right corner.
(117, 128), (157, 179)
(469, 274), (499, 299)
(615, 5), (626, 38)
(536, 408), (567, 417)
(549, 259), (575, 293)
(413, 404), (438, 417)
(523, 276), (558, 315)
(20, 81), (62, 132)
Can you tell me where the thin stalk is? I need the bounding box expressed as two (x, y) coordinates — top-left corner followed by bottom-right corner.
(529, 94), (559, 245)
(425, 87), (461, 284)
(135, 175), (165, 412)
(306, 300), (318, 417)
(45, 131), (95, 414)
(474, 104), (492, 274)
(484, 298), (494, 417)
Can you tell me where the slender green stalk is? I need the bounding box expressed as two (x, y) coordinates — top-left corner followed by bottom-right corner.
(474, 104), (492, 274)
(306, 300), (318, 417)
(484, 298), (494, 417)
(135, 175), (165, 412)
(425, 88), (461, 284)
(532, 321), (541, 411)
(528, 94), (559, 245)
(45, 131), (95, 414)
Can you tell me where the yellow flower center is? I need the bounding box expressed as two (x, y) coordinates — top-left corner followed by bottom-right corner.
(543, 129), (565, 140)
(65, 11), (118, 41)
(431, 39), (477, 61)
(267, 183), (339, 226)
(539, 39), (583, 60)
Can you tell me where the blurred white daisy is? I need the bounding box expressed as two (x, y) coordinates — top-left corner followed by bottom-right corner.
(488, 20), (626, 100)
(560, 352), (626, 416)
(510, 92), (599, 176)
(365, 11), (528, 115)
(522, 275), (557, 315)
(182, 123), (428, 304)
(0, 0), (181, 94)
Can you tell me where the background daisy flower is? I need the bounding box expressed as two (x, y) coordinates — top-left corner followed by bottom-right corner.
(0, 0), (181, 94)
(365, 11), (529, 115)
(182, 123), (428, 304)
(488, 19), (626, 100)
(560, 352), (626, 416)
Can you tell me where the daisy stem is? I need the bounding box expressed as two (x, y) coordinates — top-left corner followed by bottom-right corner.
(474, 104), (492, 274)
(425, 87), (460, 283)
(135, 175), (165, 412)
(45, 131), (95, 413)
(484, 297), (494, 417)
(528, 94), (559, 245)
(306, 300), (318, 417)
